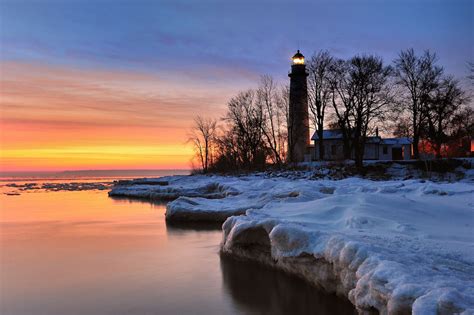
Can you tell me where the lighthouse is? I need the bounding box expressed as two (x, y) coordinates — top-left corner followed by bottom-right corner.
(288, 50), (309, 163)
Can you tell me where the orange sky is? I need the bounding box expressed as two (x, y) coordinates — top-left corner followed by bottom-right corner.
(2, 1), (472, 173)
(0, 61), (256, 171)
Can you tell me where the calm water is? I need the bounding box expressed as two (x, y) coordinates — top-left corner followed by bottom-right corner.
(0, 175), (355, 315)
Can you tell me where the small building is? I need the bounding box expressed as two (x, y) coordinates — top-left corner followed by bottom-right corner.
(311, 130), (412, 161)
(379, 138), (412, 160)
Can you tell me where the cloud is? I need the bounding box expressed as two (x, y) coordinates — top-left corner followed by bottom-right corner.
(0, 61), (253, 127)
(0, 61), (258, 171)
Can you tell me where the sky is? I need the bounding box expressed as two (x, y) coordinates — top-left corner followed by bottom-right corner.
(0, 0), (472, 172)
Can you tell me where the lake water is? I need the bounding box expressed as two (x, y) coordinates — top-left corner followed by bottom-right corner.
(0, 173), (355, 315)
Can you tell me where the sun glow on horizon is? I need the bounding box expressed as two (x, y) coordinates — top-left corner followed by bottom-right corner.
(0, 144), (193, 172)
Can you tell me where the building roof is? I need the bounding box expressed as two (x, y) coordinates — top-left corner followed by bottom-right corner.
(311, 129), (344, 140)
(311, 129), (411, 145)
(292, 50), (304, 59)
(381, 137), (412, 145)
(366, 136), (383, 144)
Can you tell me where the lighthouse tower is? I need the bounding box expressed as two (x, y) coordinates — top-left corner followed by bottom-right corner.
(288, 50), (309, 163)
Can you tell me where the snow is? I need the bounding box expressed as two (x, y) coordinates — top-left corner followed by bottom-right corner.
(165, 177), (330, 222)
(110, 174), (334, 221)
(221, 178), (474, 314)
(311, 129), (345, 140)
(109, 175), (240, 200)
(3, 182), (111, 194)
(310, 129), (386, 143)
(109, 169), (474, 313)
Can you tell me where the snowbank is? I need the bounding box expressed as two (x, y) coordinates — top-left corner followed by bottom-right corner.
(165, 176), (334, 222)
(110, 174), (331, 221)
(221, 179), (474, 314)
(109, 175), (240, 201)
(109, 168), (474, 313)
(3, 182), (111, 194)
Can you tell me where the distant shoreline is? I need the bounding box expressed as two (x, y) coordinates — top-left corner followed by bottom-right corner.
(0, 169), (190, 181)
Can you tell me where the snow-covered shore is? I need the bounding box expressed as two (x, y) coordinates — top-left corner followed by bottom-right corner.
(108, 167), (474, 313)
(109, 174), (333, 221)
(221, 178), (474, 314)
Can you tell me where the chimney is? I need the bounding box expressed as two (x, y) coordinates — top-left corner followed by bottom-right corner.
(375, 127), (379, 137)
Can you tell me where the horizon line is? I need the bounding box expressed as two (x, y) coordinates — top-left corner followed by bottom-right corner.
(0, 168), (191, 175)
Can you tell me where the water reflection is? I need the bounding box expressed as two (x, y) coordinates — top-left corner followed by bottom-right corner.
(220, 254), (357, 315)
(1, 185), (356, 315)
(163, 215), (357, 314)
(165, 220), (223, 232)
(109, 195), (168, 207)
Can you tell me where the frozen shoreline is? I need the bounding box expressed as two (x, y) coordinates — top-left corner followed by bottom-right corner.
(108, 166), (474, 314)
(3, 182), (112, 195)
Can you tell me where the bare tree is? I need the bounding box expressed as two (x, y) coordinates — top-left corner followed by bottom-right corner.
(468, 62), (474, 84)
(329, 55), (392, 167)
(424, 76), (466, 158)
(393, 115), (412, 138)
(277, 84), (290, 162)
(328, 58), (354, 159)
(307, 50), (334, 160)
(448, 106), (474, 157)
(451, 106), (474, 139)
(212, 127), (240, 171)
(225, 90), (267, 169)
(210, 80), (289, 172)
(188, 116), (217, 172)
(349, 55), (392, 167)
(256, 75), (287, 165)
(285, 83), (299, 163)
(393, 49), (443, 159)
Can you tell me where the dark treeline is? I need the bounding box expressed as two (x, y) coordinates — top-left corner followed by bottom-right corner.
(189, 49), (473, 172)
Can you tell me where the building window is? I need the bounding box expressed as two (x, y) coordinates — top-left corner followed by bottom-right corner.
(331, 145), (337, 155)
(383, 146), (388, 154)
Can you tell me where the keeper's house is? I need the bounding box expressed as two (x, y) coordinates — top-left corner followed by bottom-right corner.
(311, 129), (412, 161)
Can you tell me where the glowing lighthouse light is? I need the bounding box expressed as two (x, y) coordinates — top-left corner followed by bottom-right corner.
(292, 50), (305, 65)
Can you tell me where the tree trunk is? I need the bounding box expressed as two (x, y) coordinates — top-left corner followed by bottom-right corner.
(353, 139), (363, 168)
(341, 128), (351, 159)
(204, 140), (209, 173)
(435, 140), (442, 159)
(317, 128), (324, 160)
(343, 140), (351, 159)
(412, 135), (420, 159)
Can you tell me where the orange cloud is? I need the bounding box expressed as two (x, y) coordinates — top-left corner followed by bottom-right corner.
(0, 61), (252, 171)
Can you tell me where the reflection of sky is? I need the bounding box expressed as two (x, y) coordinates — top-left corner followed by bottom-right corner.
(0, 188), (223, 315)
(1, 0), (472, 171)
(0, 186), (350, 314)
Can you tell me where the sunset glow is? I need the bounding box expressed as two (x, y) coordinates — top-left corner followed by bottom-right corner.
(1, 1), (471, 172)
(0, 61), (246, 171)
(0, 2), (473, 315)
